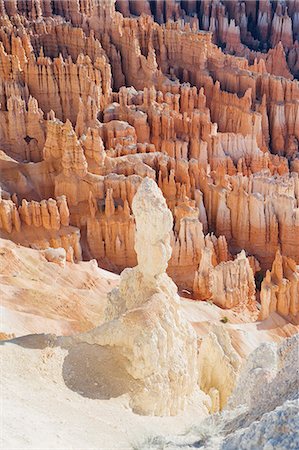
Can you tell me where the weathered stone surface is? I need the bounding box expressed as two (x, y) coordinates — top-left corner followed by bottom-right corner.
(78, 178), (200, 415)
(0, 0), (298, 320)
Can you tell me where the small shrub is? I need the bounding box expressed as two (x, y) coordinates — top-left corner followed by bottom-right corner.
(220, 316), (229, 324)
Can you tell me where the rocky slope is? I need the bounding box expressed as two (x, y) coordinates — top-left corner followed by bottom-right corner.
(0, 0), (298, 318)
(0, 1), (298, 448)
(136, 333), (299, 449)
(1, 181), (298, 448)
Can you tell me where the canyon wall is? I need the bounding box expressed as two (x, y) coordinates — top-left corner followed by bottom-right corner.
(0, 0), (298, 321)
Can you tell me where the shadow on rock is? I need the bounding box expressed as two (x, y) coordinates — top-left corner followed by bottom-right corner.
(0, 333), (59, 349)
(62, 342), (141, 400)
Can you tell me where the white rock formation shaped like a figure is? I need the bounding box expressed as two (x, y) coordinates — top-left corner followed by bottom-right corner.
(134, 177), (173, 279)
(81, 177), (199, 415)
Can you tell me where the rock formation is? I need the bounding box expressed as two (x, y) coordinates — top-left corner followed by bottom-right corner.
(198, 324), (242, 411)
(0, 191), (81, 262)
(78, 178), (200, 415)
(115, 1), (298, 78)
(0, 0), (298, 322)
(193, 250), (256, 312)
(1, 5), (299, 450)
(140, 334), (299, 448)
(259, 249), (299, 321)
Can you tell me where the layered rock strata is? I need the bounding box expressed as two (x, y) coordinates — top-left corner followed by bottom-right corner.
(0, 191), (82, 261)
(0, 0), (298, 321)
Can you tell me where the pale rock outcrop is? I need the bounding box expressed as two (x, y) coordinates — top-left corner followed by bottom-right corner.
(227, 334), (299, 415)
(210, 251), (256, 310)
(79, 178), (200, 415)
(193, 250), (256, 312)
(155, 335), (299, 449)
(198, 324), (242, 411)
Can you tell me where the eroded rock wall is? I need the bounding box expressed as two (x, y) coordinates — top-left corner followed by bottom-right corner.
(0, 0), (298, 320)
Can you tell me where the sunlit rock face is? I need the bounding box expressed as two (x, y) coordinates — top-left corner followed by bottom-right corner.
(0, 1), (298, 323)
(78, 178), (201, 416)
(0, 4), (298, 447)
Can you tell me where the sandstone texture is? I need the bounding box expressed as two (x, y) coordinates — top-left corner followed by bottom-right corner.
(0, 0), (298, 321)
(198, 324), (242, 411)
(76, 178), (201, 415)
(0, 1), (298, 447)
(136, 333), (299, 449)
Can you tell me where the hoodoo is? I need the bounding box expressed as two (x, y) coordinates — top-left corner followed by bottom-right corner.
(78, 178), (200, 415)
(1, 1), (298, 448)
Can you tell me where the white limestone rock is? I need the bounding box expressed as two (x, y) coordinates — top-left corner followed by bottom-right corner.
(135, 334), (299, 448)
(198, 324), (241, 410)
(79, 177), (201, 415)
